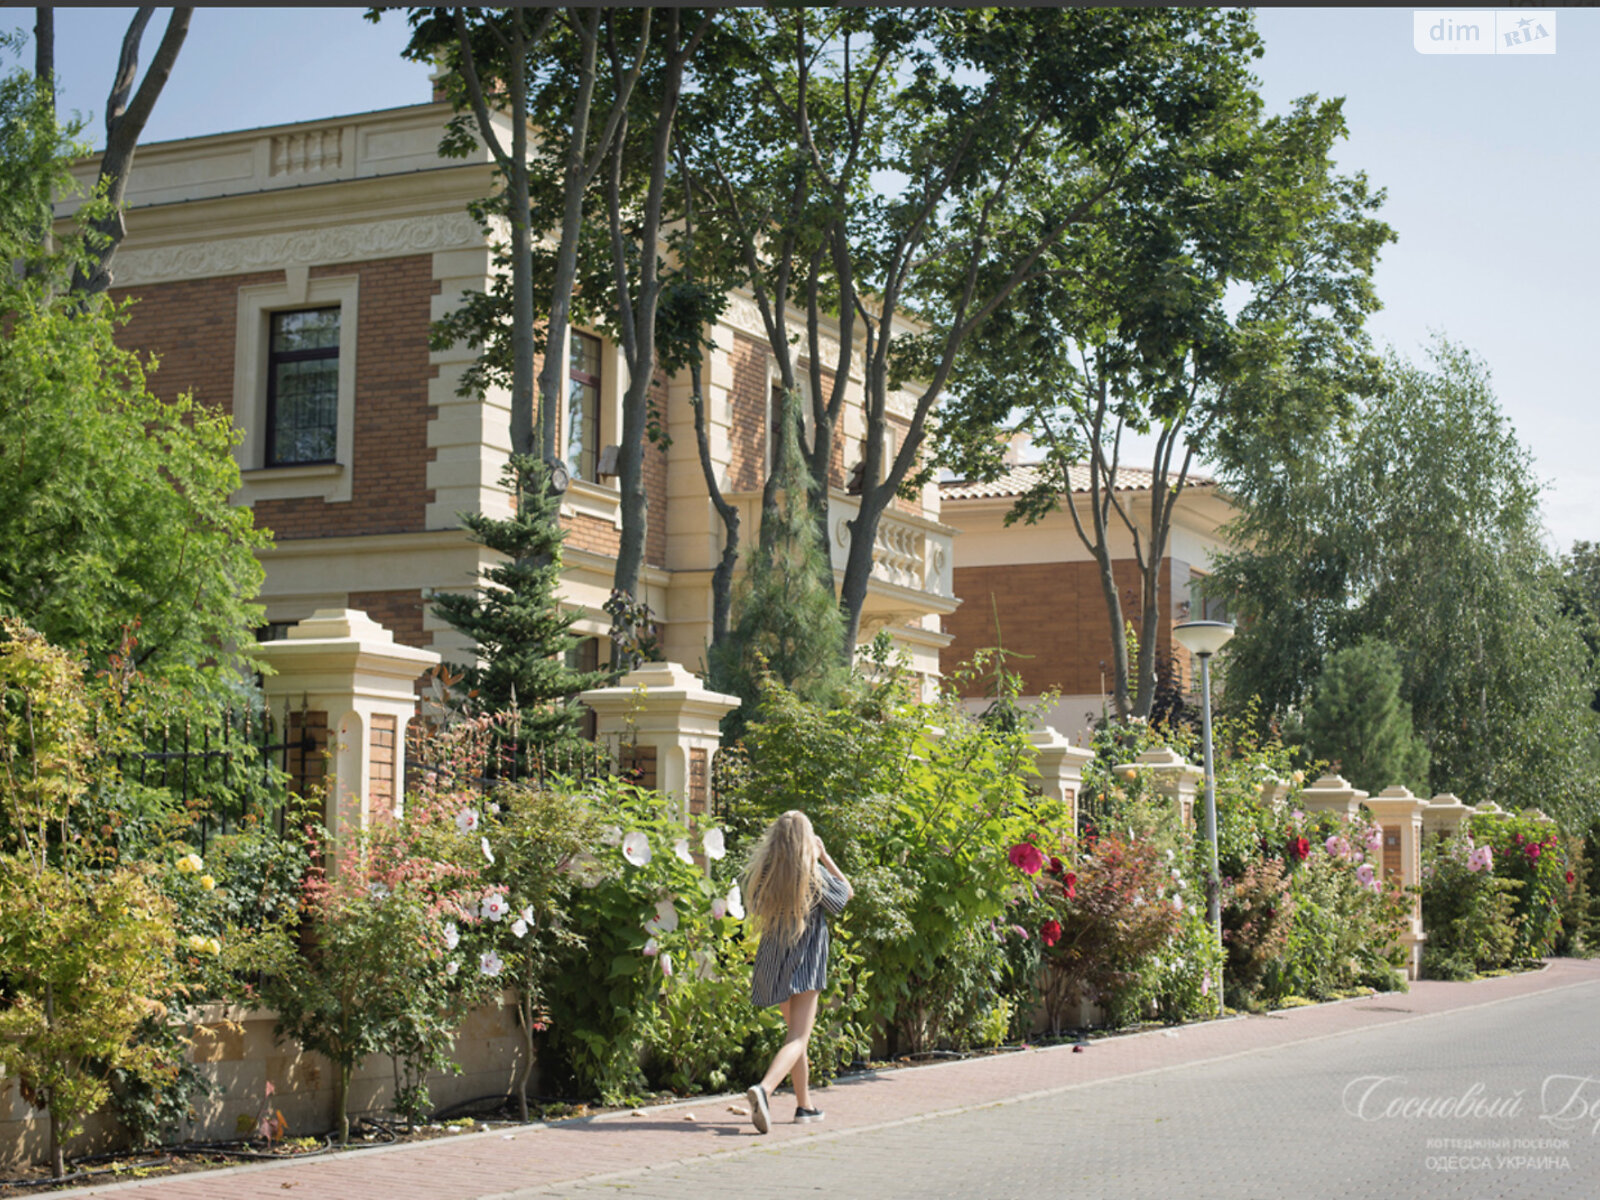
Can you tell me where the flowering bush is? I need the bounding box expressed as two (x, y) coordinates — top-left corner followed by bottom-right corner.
(719, 656), (1062, 1059)
(260, 774), (494, 1143)
(1420, 832), (1520, 979)
(1031, 833), (1186, 1030)
(1468, 811), (1571, 960)
(538, 777), (757, 1104)
(1221, 859), (1295, 1005)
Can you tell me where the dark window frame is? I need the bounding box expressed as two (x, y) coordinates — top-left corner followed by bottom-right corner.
(265, 306), (340, 468)
(566, 331), (602, 482)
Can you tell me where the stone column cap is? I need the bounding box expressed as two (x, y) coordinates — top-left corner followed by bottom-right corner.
(578, 660), (740, 718)
(1029, 725), (1094, 764)
(1427, 792), (1468, 808)
(1302, 773), (1370, 799)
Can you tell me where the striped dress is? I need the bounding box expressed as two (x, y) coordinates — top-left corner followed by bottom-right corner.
(750, 870), (852, 1008)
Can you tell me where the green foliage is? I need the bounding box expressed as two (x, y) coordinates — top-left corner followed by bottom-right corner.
(719, 654), (1061, 1057)
(260, 792), (495, 1144)
(1467, 811), (1572, 960)
(710, 403), (848, 723)
(1420, 833), (1520, 979)
(0, 71), (267, 697)
(940, 81), (1392, 720)
(1266, 843), (1410, 1002)
(430, 456), (609, 753)
(1214, 337), (1600, 827)
(539, 779), (753, 1104)
(1034, 833), (1190, 1030)
(0, 859), (179, 1153)
(1299, 641), (1430, 795)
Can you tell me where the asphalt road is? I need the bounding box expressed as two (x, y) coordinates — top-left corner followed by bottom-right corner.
(530, 979), (1600, 1200)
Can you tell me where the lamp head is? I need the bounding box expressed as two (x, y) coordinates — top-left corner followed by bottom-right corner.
(1173, 620), (1236, 658)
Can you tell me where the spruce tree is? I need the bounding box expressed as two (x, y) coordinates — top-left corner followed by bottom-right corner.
(432, 456), (608, 754)
(1299, 640), (1430, 795)
(710, 400), (849, 722)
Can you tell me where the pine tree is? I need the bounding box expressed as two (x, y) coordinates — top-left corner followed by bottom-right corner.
(432, 456), (608, 754)
(710, 399), (848, 722)
(1299, 640), (1430, 795)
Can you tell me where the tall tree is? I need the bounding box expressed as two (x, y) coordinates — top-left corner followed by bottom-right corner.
(430, 457), (608, 753)
(1299, 640), (1430, 795)
(937, 93), (1392, 719)
(686, 7), (1266, 661)
(595, 8), (715, 605)
(709, 403), (848, 724)
(394, 6), (646, 465)
(0, 68), (266, 692)
(1213, 338), (1600, 826)
(38, 6), (195, 296)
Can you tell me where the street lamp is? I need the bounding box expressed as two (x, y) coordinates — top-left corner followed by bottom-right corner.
(1172, 619), (1235, 1017)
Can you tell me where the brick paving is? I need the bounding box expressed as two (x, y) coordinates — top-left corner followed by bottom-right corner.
(53, 958), (1600, 1200)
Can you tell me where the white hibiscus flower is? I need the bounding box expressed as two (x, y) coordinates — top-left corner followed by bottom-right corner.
(673, 838), (695, 865)
(455, 808), (480, 835)
(702, 828), (726, 860)
(479, 950), (504, 977)
(442, 922), (460, 950)
(481, 894), (511, 922)
(621, 831), (652, 867)
(726, 884), (745, 921)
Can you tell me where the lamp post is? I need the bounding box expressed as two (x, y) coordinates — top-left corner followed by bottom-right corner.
(1172, 619), (1234, 1017)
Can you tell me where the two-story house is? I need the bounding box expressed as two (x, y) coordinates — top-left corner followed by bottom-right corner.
(67, 97), (959, 686)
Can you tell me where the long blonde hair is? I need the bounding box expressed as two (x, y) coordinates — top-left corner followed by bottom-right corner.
(743, 810), (821, 948)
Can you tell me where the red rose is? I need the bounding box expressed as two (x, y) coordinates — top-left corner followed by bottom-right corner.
(1047, 856), (1064, 877)
(1063, 872), (1077, 900)
(1289, 837), (1310, 862)
(1565, 870), (1576, 885)
(1040, 919), (1062, 947)
(1528, 844), (1542, 861)
(1008, 842), (1045, 875)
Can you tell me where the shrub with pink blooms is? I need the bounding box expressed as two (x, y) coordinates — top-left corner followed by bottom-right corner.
(1420, 831), (1520, 979)
(1467, 810), (1574, 959)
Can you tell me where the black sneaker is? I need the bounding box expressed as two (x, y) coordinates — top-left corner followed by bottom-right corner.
(746, 1084), (770, 1134)
(794, 1106), (824, 1124)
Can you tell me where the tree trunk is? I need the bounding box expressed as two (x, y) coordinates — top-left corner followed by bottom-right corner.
(335, 1062), (351, 1145)
(513, 990), (534, 1124)
(536, 10), (603, 465)
(72, 7), (192, 296)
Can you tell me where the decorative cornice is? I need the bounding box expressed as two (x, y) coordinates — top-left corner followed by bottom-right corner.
(113, 211), (489, 287)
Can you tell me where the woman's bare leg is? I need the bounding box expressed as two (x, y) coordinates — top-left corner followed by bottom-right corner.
(759, 989), (820, 1109)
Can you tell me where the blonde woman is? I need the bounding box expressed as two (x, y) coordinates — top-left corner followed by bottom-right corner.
(742, 809), (852, 1134)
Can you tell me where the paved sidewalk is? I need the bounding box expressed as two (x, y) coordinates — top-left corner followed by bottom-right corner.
(54, 958), (1600, 1200)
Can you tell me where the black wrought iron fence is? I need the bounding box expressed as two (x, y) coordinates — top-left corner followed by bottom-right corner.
(93, 699), (317, 854)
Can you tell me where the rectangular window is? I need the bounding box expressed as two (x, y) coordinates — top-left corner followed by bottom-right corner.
(1188, 571), (1231, 623)
(567, 332), (601, 482)
(266, 308), (340, 466)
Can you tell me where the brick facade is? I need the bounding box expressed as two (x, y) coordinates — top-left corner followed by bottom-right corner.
(728, 333), (768, 493)
(347, 588), (432, 649)
(113, 255), (441, 541)
(942, 558), (1177, 698)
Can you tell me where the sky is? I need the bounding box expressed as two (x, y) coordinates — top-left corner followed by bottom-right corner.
(12, 6), (1597, 555)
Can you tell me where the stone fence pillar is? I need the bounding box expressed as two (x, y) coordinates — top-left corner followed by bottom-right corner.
(1115, 746), (1203, 826)
(1422, 793), (1471, 842)
(1299, 773), (1368, 821)
(1029, 726), (1093, 834)
(252, 609), (440, 835)
(1363, 785), (1428, 981)
(578, 662), (740, 820)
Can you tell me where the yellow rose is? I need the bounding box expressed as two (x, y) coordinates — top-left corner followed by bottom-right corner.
(177, 853), (204, 875)
(200, 874), (217, 891)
